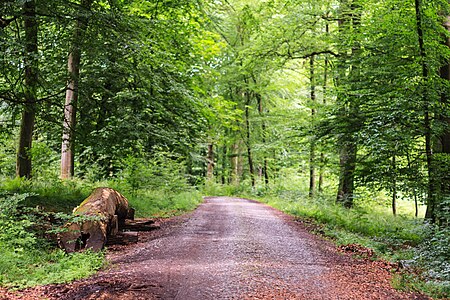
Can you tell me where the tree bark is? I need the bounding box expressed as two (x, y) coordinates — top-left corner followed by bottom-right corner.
(207, 143), (214, 181)
(60, 0), (93, 179)
(336, 0), (360, 208)
(392, 153), (397, 216)
(337, 140), (356, 208)
(255, 89), (269, 186)
(414, 0), (435, 221)
(309, 56), (316, 197)
(435, 15), (450, 223)
(16, 0), (38, 179)
(438, 18), (450, 152)
(244, 90), (255, 187)
(58, 188), (132, 252)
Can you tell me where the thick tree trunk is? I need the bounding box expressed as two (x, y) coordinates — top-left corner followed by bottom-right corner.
(60, 0), (93, 179)
(337, 140), (356, 208)
(16, 0), (38, 179)
(336, 1), (360, 208)
(438, 15), (450, 152)
(414, 0), (436, 221)
(438, 17), (450, 189)
(58, 188), (133, 252)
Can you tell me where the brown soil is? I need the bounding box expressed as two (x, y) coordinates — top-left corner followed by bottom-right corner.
(2, 197), (430, 299)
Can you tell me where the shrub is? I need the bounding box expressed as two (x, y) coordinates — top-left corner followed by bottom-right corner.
(0, 193), (104, 288)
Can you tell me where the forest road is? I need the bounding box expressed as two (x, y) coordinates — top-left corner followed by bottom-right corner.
(41, 196), (428, 300)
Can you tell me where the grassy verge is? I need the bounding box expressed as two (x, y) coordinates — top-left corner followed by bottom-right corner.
(0, 176), (203, 289)
(250, 192), (449, 299)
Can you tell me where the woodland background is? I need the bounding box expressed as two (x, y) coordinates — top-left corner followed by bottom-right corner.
(0, 0), (449, 297)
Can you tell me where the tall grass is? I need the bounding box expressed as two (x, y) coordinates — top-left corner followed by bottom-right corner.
(259, 194), (425, 252)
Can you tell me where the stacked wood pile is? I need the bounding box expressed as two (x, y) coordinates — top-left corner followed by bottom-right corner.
(58, 187), (159, 252)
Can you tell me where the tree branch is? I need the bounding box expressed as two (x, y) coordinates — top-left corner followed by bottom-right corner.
(0, 16), (17, 28)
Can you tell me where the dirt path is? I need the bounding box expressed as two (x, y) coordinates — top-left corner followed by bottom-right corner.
(20, 197), (428, 299)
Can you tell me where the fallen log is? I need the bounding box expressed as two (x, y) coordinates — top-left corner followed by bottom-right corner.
(122, 219), (160, 231)
(105, 231), (139, 246)
(58, 187), (133, 252)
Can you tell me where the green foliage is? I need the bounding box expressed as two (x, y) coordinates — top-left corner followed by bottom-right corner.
(0, 177), (92, 213)
(259, 193), (424, 248)
(111, 151), (203, 217)
(125, 189), (203, 218)
(410, 224), (450, 295)
(0, 193), (104, 288)
(203, 181), (247, 197)
(0, 247), (104, 289)
(118, 151), (190, 195)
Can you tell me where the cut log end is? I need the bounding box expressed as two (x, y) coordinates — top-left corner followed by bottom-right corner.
(58, 188), (161, 252)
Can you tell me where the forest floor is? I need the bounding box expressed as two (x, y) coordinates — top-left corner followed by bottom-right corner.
(1, 196), (430, 299)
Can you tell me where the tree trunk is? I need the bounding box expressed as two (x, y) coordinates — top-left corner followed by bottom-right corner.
(336, 1), (360, 208)
(319, 24), (330, 193)
(255, 90), (269, 186)
(414, 0), (436, 221)
(60, 0), (93, 179)
(221, 145), (227, 184)
(58, 188), (133, 252)
(309, 56), (316, 197)
(337, 140), (356, 208)
(438, 19), (450, 152)
(392, 153), (397, 216)
(434, 15), (450, 223)
(231, 142), (240, 185)
(16, 0), (38, 179)
(244, 91), (255, 187)
(207, 143), (214, 181)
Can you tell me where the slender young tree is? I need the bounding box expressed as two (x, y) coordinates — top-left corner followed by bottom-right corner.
(60, 0), (94, 179)
(207, 143), (215, 180)
(244, 84), (255, 187)
(309, 55), (317, 197)
(255, 91), (269, 186)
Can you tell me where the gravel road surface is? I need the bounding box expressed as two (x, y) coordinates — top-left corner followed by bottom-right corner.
(13, 196), (428, 300)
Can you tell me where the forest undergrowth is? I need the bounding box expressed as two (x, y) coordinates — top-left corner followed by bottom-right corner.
(0, 155), (203, 289)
